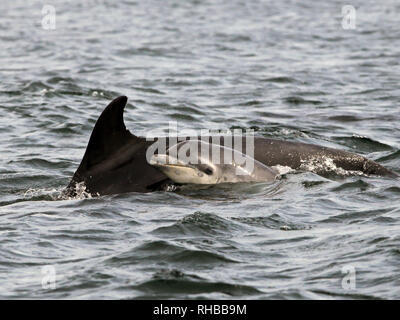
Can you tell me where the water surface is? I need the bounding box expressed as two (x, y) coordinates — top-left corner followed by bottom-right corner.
(1, 0), (400, 299)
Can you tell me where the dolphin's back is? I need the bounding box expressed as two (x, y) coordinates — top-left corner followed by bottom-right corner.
(251, 138), (397, 177)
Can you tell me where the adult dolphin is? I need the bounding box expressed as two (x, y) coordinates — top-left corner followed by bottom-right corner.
(66, 96), (397, 196)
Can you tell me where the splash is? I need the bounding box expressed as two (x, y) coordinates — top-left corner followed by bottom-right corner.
(272, 165), (295, 175)
(23, 187), (64, 200)
(62, 181), (99, 200)
(299, 156), (364, 176)
(163, 184), (179, 192)
(23, 181), (97, 201)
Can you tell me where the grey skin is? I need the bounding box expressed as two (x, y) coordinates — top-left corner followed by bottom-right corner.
(66, 96), (397, 196)
(150, 140), (279, 185)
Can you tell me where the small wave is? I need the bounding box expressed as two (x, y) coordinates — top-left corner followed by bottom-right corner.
(261, 76), (298, 83)
(11, 158), (71, 170)
(21, 81), (52, 93)
(105, 239), (237, 266)
(332, 135), (393, 153)
(132, 86), (165, 95)
(330, 179), (371, 192)
(46, 76), (77, 85)
(232, 213), (311, 231)
(151, 211), (241, 237)
(376, 150), (400, 162)
(242, 100), (262, 106)
(319, 207), (394, 224)
(134, 277), (261, 296)
(328, 115), (363, 122)
(284, 96), (322, 105)
(152, 269), (204, 281)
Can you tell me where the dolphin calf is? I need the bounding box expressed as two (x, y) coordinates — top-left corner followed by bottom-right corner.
(66, 96), (396, 196)
(150, 140), (279, 185)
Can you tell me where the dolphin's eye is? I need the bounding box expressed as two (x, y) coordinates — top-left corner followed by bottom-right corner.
(197, 164), (213, 175)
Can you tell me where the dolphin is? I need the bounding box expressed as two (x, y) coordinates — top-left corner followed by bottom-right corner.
(149, 140), (279, 185)
(66, 96), (397, 196)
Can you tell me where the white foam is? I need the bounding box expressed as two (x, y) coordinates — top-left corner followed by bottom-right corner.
(272, 165), (295, 175)
(23, 181), (97, 201)
(299, 156), (364, 176)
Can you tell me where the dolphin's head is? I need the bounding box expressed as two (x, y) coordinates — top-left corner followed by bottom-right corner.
(149, 140), (278, 185)
(149, 141), (220, 184)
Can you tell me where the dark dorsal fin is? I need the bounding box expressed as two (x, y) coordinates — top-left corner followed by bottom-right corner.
(67, 96), (170, 196)
(74, 96), (139, 174)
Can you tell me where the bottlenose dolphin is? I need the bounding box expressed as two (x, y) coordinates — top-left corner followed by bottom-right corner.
(150, 140), (279, 184)
(66, 96), (396, 196)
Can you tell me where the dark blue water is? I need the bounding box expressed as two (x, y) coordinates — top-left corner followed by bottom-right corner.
(1, 0), (400, 299)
